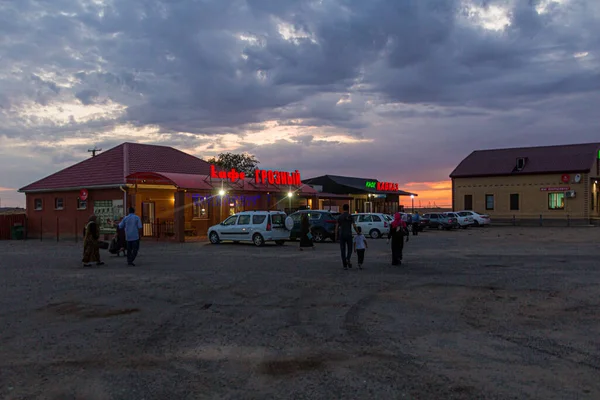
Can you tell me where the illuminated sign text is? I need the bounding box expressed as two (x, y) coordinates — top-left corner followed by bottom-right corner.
(366, 181), (399, 191)
(210, 165), (246, 182)
(255, 169), (301, 186)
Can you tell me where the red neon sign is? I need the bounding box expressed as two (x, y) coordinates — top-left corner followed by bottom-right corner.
(376, 182), (399, 191)
(210, 165), (246, 182)
(255, 169), (301, 186)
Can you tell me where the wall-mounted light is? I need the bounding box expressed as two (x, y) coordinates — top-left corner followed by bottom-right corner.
(219, 190), (225, 196)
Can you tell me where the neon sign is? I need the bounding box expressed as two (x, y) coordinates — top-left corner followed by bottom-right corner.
(255, 169), (301, 186)
(365, 181), (399, 191)
(210, 165), (245, 182)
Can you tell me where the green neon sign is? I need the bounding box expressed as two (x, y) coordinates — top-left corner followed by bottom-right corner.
(365, 181), (377, 188)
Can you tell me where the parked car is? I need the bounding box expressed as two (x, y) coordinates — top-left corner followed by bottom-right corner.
(456, 211), (491, 226)
(208, 211), (290, 246)
(444, 212), (474, 229)
(423, 213), (459, 230)
(289, 210), (340, 242)
(351, 213), (389, 239)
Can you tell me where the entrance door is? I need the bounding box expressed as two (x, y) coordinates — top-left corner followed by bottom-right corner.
(142, 202), (155, 236)
(364, 201), (373, 213)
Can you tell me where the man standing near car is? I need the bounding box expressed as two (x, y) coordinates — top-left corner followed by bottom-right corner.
(412, 211), (420, 236)
(119, 207), (143, 266)
(336, 204), (358, 270)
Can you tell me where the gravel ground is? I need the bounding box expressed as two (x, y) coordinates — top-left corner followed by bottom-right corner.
(1, 227), (600, 400)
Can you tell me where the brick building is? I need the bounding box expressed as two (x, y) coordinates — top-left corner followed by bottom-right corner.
(450, 143), (600, 225)
(19, 143), (320, 242)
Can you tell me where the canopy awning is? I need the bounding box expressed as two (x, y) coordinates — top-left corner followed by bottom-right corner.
(126, 172), (318, 195)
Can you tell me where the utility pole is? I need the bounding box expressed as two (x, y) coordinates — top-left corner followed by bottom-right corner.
(88, 147), (103, 157)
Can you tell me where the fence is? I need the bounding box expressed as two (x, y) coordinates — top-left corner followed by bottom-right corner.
(23, 217), (178, 242)
(0, 214), (26, 240)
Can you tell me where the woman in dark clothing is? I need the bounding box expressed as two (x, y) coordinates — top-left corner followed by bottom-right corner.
(82, 215), (104, 267)
(299, 213), (314, 250)
(387, 212), (408, 266)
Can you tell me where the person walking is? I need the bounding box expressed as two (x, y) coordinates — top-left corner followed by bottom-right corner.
(353, 226), (368, 270)
(387, 212), (409, 266)
(412, 211), (420, 236)
(299, 213), (314, 251)
(82, 215), (104, 267)
(336, 204), (358, 270)
(119, 207), (143, 266)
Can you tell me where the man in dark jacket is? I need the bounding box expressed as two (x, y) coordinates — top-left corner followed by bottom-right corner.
(336, 204), (358, 270)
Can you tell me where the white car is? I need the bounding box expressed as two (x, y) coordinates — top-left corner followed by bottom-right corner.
(208, 211), (290, 246)
(444, 212), (474, 228)
(351, 213), (390, 239)
(456, 210), (491, 226)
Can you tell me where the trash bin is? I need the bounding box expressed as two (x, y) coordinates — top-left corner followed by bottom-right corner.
(10, 225), (24, 240)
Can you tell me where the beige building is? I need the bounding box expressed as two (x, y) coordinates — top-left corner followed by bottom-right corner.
(450, 143), (600, 225)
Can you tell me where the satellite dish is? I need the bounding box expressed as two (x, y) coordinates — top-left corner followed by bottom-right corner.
(574, 174), (582, 183)
(284, 216), (295, 231)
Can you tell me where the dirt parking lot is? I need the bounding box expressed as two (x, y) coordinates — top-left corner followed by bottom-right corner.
(1, 227), (600, 400)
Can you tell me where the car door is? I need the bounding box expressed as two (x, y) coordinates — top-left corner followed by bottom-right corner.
(358, 214), (373, 234)
(234, 214), (252, 241)
(270, 213), (288, 239)
(219, 215), (238, 240)
(371, 214), (386, 232)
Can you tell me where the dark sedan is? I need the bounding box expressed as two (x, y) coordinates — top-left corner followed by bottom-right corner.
(423, 213), (459, 230)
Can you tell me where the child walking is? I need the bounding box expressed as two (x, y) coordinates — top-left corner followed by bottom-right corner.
(353, 226), (368, 270)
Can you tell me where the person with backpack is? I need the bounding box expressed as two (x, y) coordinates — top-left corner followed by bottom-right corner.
(118, 207), (143, 266)
(387, 212), (409, 266)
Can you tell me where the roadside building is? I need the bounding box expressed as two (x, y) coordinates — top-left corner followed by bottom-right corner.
(19, 142), (317, 242)
(302, 175), (417, 214)
(450, 143), (600, 225)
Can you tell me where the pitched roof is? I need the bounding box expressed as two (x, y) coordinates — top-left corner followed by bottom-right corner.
(450, 143), (600, 178)
(303, 174), (416, 196)
(19, 142), (212, 192)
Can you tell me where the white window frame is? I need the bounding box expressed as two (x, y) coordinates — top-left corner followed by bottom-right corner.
(55, 197), (64, 210)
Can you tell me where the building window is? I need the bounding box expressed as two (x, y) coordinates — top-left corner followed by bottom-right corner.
(464, 195), (473, 210)
(55, 198), (64, 210)
(548, 193), (565, 210)
(485, 194), (494, 210)
(192, 195), (208, 219)
(510, 194), (519, 211)
(77, 198), (87, 210)
(34, 198), (43, 210)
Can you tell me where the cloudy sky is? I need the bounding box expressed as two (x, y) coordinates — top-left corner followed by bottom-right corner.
(1, 0), (599, 208)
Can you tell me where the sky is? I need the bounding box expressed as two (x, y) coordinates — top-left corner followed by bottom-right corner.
(1, 0), (599, 208)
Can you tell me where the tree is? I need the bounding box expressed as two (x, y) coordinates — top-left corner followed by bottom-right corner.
(206, 152), (260, 177)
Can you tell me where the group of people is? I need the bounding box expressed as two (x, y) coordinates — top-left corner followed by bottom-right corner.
(296, 204), (416, 270)
(81, 207), (143, 267)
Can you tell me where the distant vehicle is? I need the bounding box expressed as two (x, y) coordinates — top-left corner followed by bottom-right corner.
(456, 211), (491, 226)
(288, 210), (340, 242)
(351, 213), (389, 239)
(208, 211), (290, 246)
(444, 212), (474, 228)
(423, 213), (459, 230)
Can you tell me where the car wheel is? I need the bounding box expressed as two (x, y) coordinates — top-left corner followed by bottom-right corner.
(209, 231), (220, 244)
(437, 224), (443, 230)
(312, 229), (325, 243)
(369, 229), (381, 239)
(253, 233), (265, 247)
(473, 220), (480, 227)
(275, 240), (285, 246)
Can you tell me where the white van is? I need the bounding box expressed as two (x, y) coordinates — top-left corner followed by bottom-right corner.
(207, 211), (290, 247)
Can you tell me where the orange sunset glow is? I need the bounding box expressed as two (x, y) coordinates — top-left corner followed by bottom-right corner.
(399, 181), (452, 209)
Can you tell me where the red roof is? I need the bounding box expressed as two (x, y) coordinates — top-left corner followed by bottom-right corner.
(19, 143), (212, 192)
(126, 171), (318, 195)
(450, 143), (600, 178)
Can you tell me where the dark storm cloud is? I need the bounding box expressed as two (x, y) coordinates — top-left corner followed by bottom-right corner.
(0, 0), (599, 206)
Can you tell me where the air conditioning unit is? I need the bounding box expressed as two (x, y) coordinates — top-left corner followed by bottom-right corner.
(565, 190), (576, 198)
